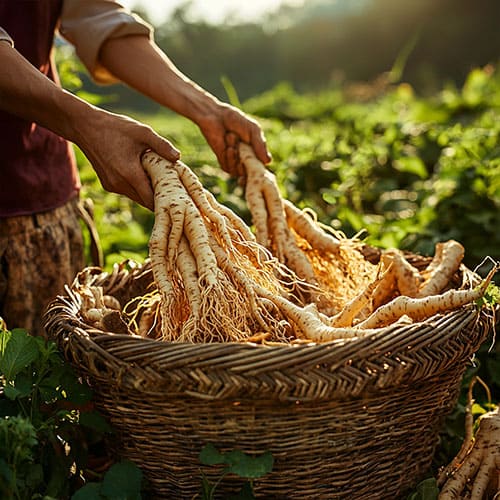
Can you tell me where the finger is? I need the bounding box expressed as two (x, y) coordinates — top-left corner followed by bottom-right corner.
(225, 132), (247, 177)
(148, 133), (180, 163)
(250, 128), (272, 165)
(225, 131), (239, 147)
(224, 145), (240, 176)
(205, 131), (227, 171)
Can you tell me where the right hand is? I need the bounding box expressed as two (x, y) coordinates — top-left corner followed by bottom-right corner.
(76, 109), (180, 211)
(197, 101), (271, 178)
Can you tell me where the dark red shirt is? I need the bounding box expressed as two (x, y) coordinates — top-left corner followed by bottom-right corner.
(0, 0), (80, 217)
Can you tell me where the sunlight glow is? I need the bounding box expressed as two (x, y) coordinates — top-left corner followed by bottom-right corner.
(120, 0), (305, 25)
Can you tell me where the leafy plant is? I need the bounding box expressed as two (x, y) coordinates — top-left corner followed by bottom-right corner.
(71, 460), (142, 500)
(0, 328), (111, 499)
(406, 478), (439, 500)
(198, 443), (273, 499)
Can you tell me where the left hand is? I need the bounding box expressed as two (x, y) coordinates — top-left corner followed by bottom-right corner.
(197, 102), (271, 177)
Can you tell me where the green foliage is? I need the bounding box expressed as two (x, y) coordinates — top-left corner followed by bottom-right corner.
(0, 328), (111, 499)
(71, 460), (142, 500)
(406, 478), (439, 500)
(476, 283), (500, 309)
(199, 444), (273, 499)
(244, 66), (500, 268)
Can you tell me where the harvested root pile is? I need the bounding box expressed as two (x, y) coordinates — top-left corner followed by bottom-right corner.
(78, 148), (498, 344)
(438, 379), (500, 499)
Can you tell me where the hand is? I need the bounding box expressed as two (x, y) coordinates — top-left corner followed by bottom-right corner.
(96, 36), (269, 177)
(76, 109), (180, 210)
(197, 102), (271, 177)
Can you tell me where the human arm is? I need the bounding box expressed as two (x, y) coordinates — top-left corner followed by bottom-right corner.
(96, 34), (271, 177)
(0, 39), (179, 209)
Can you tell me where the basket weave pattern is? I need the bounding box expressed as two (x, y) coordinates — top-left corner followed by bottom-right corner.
(44, 261), (489, 499)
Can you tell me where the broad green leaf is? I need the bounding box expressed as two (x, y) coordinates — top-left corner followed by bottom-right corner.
(100, 460), (142, 500)
(0, 329), (39, 381)
(224, 450), (274, 479)
(3, 384), (23, 400)
(14, 372), (33, 398)
(199, 443), (226, 466)
(71, 483), (103, 500)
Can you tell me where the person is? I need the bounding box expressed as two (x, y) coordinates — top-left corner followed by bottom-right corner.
(0, 0), (271, 337)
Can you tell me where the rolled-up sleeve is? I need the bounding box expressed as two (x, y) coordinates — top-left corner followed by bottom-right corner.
(0, 27), (14, 46)
(59, 0), (153, 83)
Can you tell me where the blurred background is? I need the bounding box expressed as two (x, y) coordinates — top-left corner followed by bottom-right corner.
(84, 0), (500, 111)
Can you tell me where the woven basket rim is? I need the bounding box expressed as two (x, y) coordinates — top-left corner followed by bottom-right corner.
(43, 258), (489, 401)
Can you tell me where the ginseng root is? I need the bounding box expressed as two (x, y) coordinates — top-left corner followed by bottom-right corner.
(240, 143), (377, 315)
(438, 406), (500, 500)
(418, 240), (465, 297)
(141, 150), (318, 342)
(123, 149), (495, 344)
(358, 265), (498, 329)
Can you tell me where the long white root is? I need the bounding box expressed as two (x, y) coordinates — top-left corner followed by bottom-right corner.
(82, 149), (495, 346)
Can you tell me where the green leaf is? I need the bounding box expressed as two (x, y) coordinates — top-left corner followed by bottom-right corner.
(100, 460), (142, 500)
(71, 482), (103, 500)
(199, 475), (214, 500)
(199, 443), (226, 466)
(200, 444), (274, 479)
(14, 371), (34, 398)
(471, 403), (488, 416)
(0, 329), (39, 381)
(393, 156), (428, 179)
(407, 478), (439, 500)
(79, 411), (112, 433)
(225, 450), (274, 479)
(3, 384), (23, 400)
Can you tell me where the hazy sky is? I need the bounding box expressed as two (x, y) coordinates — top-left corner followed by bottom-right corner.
(120, 0), (304, 24)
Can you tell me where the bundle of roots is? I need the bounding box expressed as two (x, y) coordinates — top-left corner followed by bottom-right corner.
(77, 146), (497, 345)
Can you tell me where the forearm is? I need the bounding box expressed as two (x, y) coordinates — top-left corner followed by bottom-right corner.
(0, 41), (97, 144)
(98, 35), (220, 124)
(98, 33), (271, 174)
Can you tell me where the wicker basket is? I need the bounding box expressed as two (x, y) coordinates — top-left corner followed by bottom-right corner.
(44, 258), (490, 499)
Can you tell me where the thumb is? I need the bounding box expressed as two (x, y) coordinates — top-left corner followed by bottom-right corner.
(148, 133), (181, 163)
